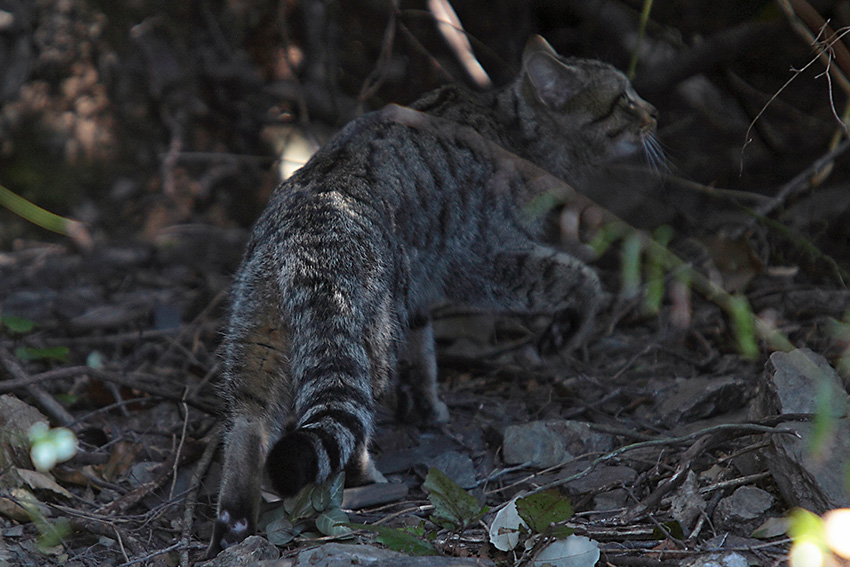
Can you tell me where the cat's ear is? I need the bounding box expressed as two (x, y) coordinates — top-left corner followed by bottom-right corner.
(522, 36), (582, 108)
(523, 35), (559, 61)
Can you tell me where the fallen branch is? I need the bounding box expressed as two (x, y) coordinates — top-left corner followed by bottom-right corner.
(0, 345), (76, 427)
(0, 363), (217, 414)
(179, 426), (221, 567)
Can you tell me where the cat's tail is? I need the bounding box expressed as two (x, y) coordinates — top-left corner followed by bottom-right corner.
(266, 318), (376, 496)
(264, 260), (384, 497)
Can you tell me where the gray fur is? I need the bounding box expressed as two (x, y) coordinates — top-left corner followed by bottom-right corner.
(207, 36), (657, 557)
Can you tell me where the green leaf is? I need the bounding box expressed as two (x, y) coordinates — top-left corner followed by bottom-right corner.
(0, 183), (81, 237)
(1, 315), (36, 334)
(651, 520), (684, 540)
(521, 191), (564, 225)
(788, 508), (825, 543)
(258, 504), (288, 530)
(549, 524), (575, 539)
(312, 471), (344, 511)
(285, 483), (320, 521)
(727, 294), (758, 360)
(752, 516), (789, 539)
(587, 221), (629, 257)
(347, 522), (436, 556)
(515, 490), (573, 535)
(266, 516), (300, 546)
(644, 225), (673, 315)
(15, 346), (69, 362)
(316, 508), (351, 537)
(285, 471), (345, 520)
(621, 231), (643, 299)
(423, 468), (488, 531)
(36, 517), (71, 552)
(54, 393), (79, 405)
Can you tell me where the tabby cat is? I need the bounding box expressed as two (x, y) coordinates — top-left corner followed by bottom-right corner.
(208, 35), (657, 555)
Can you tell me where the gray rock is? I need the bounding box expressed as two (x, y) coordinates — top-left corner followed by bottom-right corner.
(293, 542), (494, 567)
(680, 552), (748, 567)
(751, 349), (850, 512)
(502, 421), (567, 468)
(751, 348), (848, 418)
(199, 539), (495, 567)
(712, 486), (774, 531)
(501, 421), (613, 468)
(593, 488), (629, 512)
(341, 482), (408, 510)
(658, 376), (750, 426)
(668, 471), (705, 533)
(197, 535), (280, 566)
(0, 395), (48, 468)
(423, 451), (478, 489)
(767, 420), (850, 512)
(556, 461), (636, 493)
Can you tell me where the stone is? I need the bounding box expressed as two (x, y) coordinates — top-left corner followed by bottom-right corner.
(658, 376), (750, 426)
(668, 471), (705, 533)
(712, 486), (774, 531)
(294, 542), (494, 567)
(422, 451), (478, 489)
(197, 535), (280, 567)
(767, 420), (850, 512)
(340, 482), (408, 510)
(501, 420), (613, 468)
(680, 552), (748, 567)
(751, 348), (848, 418)
(750, 349), (850, 512)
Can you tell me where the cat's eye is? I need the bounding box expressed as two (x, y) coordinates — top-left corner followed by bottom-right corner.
(621, 92), (638, 109)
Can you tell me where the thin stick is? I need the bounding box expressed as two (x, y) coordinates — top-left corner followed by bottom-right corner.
(751, 136), (850, 218)
(0, 363), (217, 413)
(0, 346), (76, 427)
(180, 426), (222, 567)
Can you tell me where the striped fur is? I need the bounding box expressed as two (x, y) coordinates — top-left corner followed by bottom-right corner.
(208, 36), (657, 556)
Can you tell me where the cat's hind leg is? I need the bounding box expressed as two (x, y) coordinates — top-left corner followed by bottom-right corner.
(396, 312), (450, 426)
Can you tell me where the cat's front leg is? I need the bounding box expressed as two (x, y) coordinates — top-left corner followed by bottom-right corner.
(463, 243), (602, 353)
(510, 245), (601, 353)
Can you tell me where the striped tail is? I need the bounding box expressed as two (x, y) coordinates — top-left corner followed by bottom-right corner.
(264, 302), (377, 497)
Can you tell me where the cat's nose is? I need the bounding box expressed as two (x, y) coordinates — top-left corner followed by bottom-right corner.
(648, 102), (658, 117)
(641, 105), (658, 131)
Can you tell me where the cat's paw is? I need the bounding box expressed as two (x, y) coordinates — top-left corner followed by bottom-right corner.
(206, 509), (254, 558)
(428, 399), (450, 424)
(395, 382), (450, 426)
(538, 308), (588, 354)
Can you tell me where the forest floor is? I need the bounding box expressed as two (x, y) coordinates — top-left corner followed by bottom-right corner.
(3, 199), (849, 567)
(2, 1), (850, 567)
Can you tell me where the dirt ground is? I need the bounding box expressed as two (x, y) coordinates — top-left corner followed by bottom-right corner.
(2, 1), (850, 566)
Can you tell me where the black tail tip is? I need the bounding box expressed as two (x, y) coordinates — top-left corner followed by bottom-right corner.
(266, 431), (319, 497)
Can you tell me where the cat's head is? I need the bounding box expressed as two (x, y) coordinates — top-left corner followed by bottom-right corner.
(515, 36), (659, 178)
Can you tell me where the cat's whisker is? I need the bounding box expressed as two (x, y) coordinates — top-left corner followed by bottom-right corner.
(642, 134), (669, 175)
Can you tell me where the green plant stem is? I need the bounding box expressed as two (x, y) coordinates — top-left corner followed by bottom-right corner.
(0, 183), (75, 235)
(627, 0), (654, 80)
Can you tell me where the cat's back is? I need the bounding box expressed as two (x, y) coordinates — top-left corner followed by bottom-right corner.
(255, 93), (511, 252)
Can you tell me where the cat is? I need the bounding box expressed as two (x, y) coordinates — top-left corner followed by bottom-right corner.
(207, 35), (657, 556)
